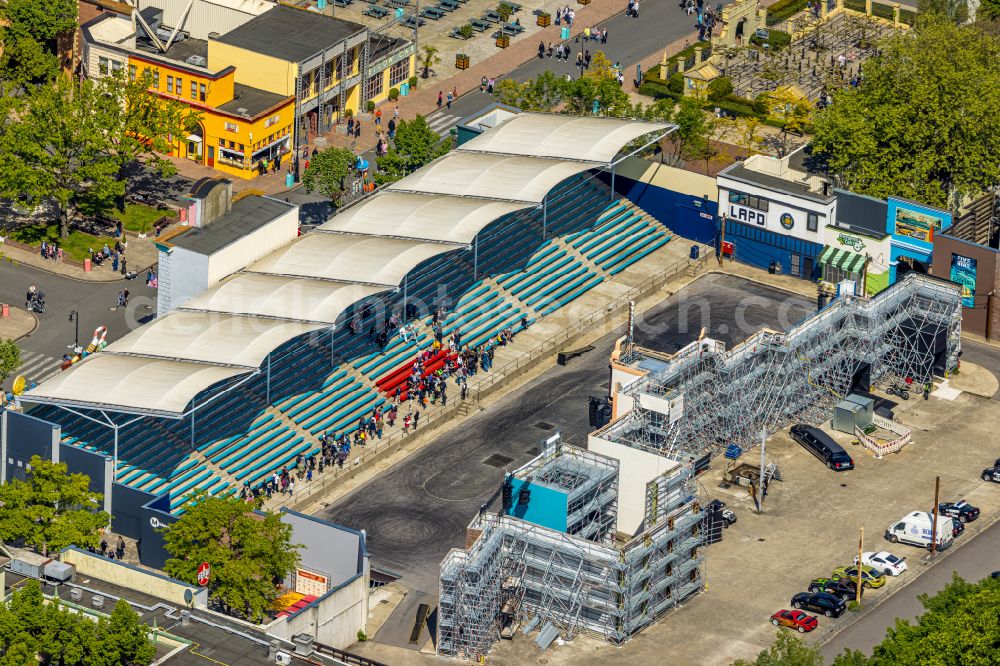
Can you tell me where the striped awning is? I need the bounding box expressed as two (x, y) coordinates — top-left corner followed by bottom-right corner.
(819, 245), (866, 274)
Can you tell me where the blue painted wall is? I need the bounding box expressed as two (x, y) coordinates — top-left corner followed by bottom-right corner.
(885, 198), (952, 282)
(721, 219), (823, 279)
(602, 173), (719, 244)
(506, 479), (568, 532)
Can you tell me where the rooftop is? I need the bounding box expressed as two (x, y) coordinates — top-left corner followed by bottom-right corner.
(215, 4), (365, 62)
(834, 190), (890, 238)
(217, 83), (291, 118)
(134, 35), (211, 68)
(720, 161), (833, 204)
(171, 195), (295, 255)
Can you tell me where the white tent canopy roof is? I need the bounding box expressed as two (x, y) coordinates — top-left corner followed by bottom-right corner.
(387, 153), (599, 203)
(316, 193), (532, 244)
(457, 113), (672, 164)
(103, 311), (324, 368)
(25, 355), (248, 416)
(248, 234), (463, 286)
(183, 273), (387, 324)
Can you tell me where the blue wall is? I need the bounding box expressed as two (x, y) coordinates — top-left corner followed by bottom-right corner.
(886, 198), (952, 282)
(721, 219), (823, 279)
(506, 479), (568, 532)
(603, 174), (719, 244)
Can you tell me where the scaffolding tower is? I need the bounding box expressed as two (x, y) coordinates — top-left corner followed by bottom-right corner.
(606, 272), (962, 461)
(438, 439), (704, 660)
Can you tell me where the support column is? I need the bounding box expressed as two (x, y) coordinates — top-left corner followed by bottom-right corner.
(403, 276), (408, 320)
(113, 425), (119, 484)
(610, 165), (616, 202)
(190, 397), (196, 446)
(473, 237), (479, 280)
(892, 2), (900, 26)
(865, 0), (872, 15)
(266, 354), (272, 404)
(542, 197), (548, 241)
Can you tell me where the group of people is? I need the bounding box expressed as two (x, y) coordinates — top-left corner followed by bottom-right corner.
(115, 289), (130, 308)
(87, 239), (129, 275)
(554, 5), (576, 25)
(255, 152), (284, 177)
(38, 240), (63, 262)
(436, 88), (458, 110)
(479, 76), (497, 94)
(681, 0), (720, 41)
(86, 535), (127, 561)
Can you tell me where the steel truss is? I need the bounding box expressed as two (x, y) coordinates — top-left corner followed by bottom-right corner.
(438, 442), (704, 660)
(607, 272), (962, 461)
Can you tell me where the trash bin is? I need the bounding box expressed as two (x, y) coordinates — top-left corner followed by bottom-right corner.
(1, 304), (8, 318)
(317, 0), (327, 8)
(395, 6), (404, 18)
(561, 26), (570, 40)
(689, 245), (700, 260)
(285, 172), (294, 188)
(84, 258), (91, 272)
(400, 82), (409, 97)
(768, 261), (777, 274)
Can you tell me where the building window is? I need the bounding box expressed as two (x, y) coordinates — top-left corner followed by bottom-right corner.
(152, 69), (160, 88)
(324, 59), (336, 85)
(807, 212), (819, 232)
(190, 81), (197, 100)
(176, 77), (183, 95)
(217, 146), (245, 168)
(365, 73), (384, 100)
(728, 190), (769, 212)
(311, 69), (320, 95)
(111, 60), (124, 73)
(390, 59), (409, 86)
(167, 76), (174, 93)
(825, 264), (860, 285)
(264, 114), (280, 128)
(199, 83), (207, 101)
(299, 71), (310, 95)
(224, 121), (239, 133)
(790, 254), (801, 277)
(128, 65), (136, 80)
(98, 57), (111, 75)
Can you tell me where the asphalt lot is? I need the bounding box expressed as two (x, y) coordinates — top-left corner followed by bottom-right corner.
(321, 274), (813, 642)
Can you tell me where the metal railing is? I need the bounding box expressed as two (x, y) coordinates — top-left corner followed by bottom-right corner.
(279, 253), (705, 512)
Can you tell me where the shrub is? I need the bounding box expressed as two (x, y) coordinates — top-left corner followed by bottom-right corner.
(667, 72), (684, 94)
(408, 76), (418, 88)
(766, 0), (808, 24)
(712, 97), (757, 118)
(750, 29), (791, 51)
(366, 100), (376, 113)
(344, 108), (354, 118)
(459, 23), (474, 39)
(638, 81), (680, 101)
(388, 87), (400, 101)
(752, 93), (770, 117)
(848, 600), (861, 612)
(357, 629), (368, 642)
(707, 76), (733, 102)
(497, 2), (513, 21)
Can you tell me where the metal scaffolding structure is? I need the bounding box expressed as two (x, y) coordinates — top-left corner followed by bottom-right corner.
(438, 438), (704, 660)
(606, 272), (962, 462)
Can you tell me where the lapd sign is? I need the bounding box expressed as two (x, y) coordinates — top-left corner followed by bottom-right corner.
(729, 203), (766, 225)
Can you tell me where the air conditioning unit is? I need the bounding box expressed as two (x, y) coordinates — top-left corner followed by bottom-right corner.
(186, 55), (207, 67)
(274, 652), (292, 665)
(155, 27), (186, 42)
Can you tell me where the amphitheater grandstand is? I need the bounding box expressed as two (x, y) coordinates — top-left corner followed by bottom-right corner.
(24, 114), (678, 515)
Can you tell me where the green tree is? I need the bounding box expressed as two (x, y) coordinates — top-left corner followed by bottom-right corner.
(420, 44), (441, 78)
(979, 0), (1000, 21)
(811, 18), (1000, 210)
(493, 70), (565, 111)
(832, 573), (1000, 666)
(0, 455), (110, 555)
(376, 116), (449, 185)
(161, 493), (301, 622)
(0, 339), (22, 384)
(92, 599), (157, 666)
(917, 0), (968, 23)
(0, 75), (123, 238)
(662, 97), (714, 167)
(733, 631), (824, 666)
(92, 69), (199, 211)
(0, 0), (78, 89)
(302, 147), (357, 203)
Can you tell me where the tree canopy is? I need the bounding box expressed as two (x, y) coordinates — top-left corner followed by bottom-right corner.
(832, 572), (1000, 666)
(161, 493), (301, 622)
(811, 18), (1000, 210)
(0, 579), (155, 666)
(0, 0), (78, 89)
(732, 631), (824, 666)
(375, 116), (449, 185)
(0, 339), (22, 384)
(0, 455), (110, 555)
(302, 146), (357, 203)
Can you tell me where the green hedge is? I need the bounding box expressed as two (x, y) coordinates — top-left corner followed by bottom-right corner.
(638, 81), (680, 101)
(750, 29), (792, 51)
(643, 41), (710, 83)
(766, 0), (809, 25)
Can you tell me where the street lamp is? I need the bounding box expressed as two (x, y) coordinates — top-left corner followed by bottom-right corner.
(68, 310), (79, 350)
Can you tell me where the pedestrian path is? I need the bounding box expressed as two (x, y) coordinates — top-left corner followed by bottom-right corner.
(14, 350), (63, 384)
(425, 111), (463, 137)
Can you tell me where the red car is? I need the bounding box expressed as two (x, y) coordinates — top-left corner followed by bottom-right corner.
(770, 609), (819, 633)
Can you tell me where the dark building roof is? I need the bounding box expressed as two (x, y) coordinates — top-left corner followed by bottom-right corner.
(214, 5), (365, 62)
(217, 84), (290, 118)
(171, 196), (294, 255)
(834, 190), (889, 238)
(720, 163), (834, 204)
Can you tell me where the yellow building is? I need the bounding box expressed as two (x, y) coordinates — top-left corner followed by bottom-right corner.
(81, 3), (414, 180)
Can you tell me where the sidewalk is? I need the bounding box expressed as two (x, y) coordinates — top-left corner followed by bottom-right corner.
(0, 306), (36, 340)
(0, 237), (160, 283)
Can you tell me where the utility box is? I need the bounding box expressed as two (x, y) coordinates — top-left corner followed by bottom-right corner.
(7, 547), (51, 579)
(833, 394), (874, 434)
(291, 633), (314, 656)
(845, 393), (874, 426)
(43, 560), (75, 583)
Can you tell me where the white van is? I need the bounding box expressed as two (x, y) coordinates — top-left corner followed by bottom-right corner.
(885, 511), (953, 550)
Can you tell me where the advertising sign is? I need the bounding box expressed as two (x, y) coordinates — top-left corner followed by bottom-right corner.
(196, 562), (211, 586)
(729, 203), (766, 226)
(950, 253), (977, 308)
(295, 568), (329, 596)
(893, 206), (944, 243)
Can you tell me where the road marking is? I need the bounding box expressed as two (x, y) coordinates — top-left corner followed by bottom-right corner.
(426, 113), (460, 135)
(14, 351), (63, 384)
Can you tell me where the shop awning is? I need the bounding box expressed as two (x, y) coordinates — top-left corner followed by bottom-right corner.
(819, 245), (867, 275)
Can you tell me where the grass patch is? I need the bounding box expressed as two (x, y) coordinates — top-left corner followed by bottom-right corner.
(9, 223), (116, 263)
(112, 203), (176, 234)
(766, 0), (809, 25)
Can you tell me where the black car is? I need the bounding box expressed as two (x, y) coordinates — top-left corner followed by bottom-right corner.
(791, 591), (847, 618)
(949, 517), (964, 538)
(808, 578), (864, 601)
(983, 467), (1000, 483)
(790, 424), (854, 471)
(938, 500), (980, 523)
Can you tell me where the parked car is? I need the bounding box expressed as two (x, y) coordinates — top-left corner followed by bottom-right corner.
(832, 565), (886, 589)
(885, 511), (954, 550)
(949, 517), (965, 538)
(770, 609), (818, 633)
(791, 591), (847, 618)
(790, 424), (854, 471)
(982, 466), (1000, 483)
(938, 500), (980, 523)
(708, 499), (737, 527)
(808, 577), (864, 600)
(854, 551), (908, 577)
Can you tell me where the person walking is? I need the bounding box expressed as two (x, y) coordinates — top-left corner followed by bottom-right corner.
(446, 91), (453, 110)
(437, 91), (443, 108)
